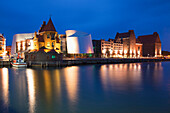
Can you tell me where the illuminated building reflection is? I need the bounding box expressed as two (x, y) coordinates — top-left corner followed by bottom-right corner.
(100, 63), (142, 91)
(43, 70), (52, 103)
(0, 68), (9, 106)
(26, 69), (36, 113)
(153, 62), (163, 86)
(64, 66), (79, 103)
(54, 70), (61, 98)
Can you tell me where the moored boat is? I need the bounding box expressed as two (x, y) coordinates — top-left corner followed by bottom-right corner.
(11, 58), (27, 67)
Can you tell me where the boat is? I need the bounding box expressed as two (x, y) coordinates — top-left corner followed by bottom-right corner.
(11, 58), (27, 67)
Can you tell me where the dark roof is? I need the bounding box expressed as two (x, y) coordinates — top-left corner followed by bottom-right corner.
(115, 30), (135, 39)
(48, 49), (57, 53)
(37, 35), (44, 42)
(137, 32), (161, 44)
(39, 46), (48, 49)
(40, 18), (56, 32)
(115, 32), (130, 39)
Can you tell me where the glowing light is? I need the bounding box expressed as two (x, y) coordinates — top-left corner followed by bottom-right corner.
(159, 50), (161, 55)
(124, 50), (127, 54)
(30, 40), (34, 50)
(115, 50), (118, 55)
(18, 42), (21, 51)
(119, 50), (122, 54)
(23, 42), (25, 50)
(109, 49), (113, 54)
(102, 49), (106, 54)
(130, 50), (132, 54)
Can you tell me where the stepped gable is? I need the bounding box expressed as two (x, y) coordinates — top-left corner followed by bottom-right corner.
(40, 18), (56, 32)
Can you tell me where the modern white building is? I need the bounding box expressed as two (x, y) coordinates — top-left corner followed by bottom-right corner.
(66, 30), (94, 54)
(11, 33), (35, 56)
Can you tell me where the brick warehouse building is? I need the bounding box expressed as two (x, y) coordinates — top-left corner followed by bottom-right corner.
(137, 32), (161, 57)
(93, 30), (143, 58)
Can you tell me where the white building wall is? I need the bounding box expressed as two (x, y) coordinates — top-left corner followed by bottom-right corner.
(66, 30), (94, 54)
(11, 33), (34, 55)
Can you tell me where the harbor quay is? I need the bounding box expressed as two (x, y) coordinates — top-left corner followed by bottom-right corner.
(1, 58), (170, 67)
(23, 58), (170, 67)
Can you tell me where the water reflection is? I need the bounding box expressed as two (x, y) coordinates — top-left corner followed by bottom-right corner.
(43, 70), (52, 103)
(0, 68), (9, 107)
(64, 66), (79, 103)
(0, 62), (168, 113)
(100, 63), (163, 92)
(100, 63), (142, 92)
(54, 70), (61, 98)
(26, 69), (36, 113)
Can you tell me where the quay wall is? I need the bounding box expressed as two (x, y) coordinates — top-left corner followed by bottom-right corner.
(27, 58), (170, 67)
(1, 58), (170, 67)
(0, 61), (11, 66)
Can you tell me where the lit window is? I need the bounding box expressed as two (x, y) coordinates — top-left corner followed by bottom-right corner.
(47, 42), (50, 47)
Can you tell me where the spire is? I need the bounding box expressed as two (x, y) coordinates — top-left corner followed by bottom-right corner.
(40, 17), (56, 32)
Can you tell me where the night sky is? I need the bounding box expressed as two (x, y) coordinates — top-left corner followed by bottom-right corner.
(0, 0), (170, 50)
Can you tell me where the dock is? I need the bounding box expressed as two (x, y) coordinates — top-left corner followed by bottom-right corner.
(0, 61), (11, 67)
(26, 58), (170, 67)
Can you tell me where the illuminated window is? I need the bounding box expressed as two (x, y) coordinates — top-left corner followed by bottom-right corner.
(18, 43), (21, 51)
(23, 42), (25, 50)
(47, 42), (50, 47)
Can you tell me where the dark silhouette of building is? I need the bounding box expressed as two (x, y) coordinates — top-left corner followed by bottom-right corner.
(92, 40), (102, 57)
(137, 32), (161, 57)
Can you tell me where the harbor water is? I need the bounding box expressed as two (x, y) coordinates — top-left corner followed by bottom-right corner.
(0, 62), (170, 113)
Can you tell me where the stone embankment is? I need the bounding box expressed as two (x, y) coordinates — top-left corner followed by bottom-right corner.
(1, 58), (170, 67)
(26, 58), (170, 67)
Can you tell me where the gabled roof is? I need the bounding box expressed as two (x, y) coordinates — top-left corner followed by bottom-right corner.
(39, 18), (56, 32)
(137, 32), (161, 44)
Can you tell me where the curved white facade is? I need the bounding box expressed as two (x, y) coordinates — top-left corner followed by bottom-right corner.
(66, 30), (94, 54)
(11, 33), (34, 55)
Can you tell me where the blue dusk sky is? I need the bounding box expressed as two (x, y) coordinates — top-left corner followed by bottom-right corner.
(0, 0), (170, 50)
